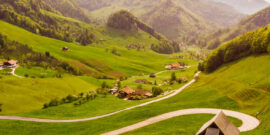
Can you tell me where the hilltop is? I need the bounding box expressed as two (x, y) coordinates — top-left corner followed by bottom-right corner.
(79, 0), (244, 43)
(215, 0), (269, 14)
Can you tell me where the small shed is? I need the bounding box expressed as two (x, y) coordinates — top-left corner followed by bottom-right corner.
(149, 73), (156, 78)
(109, 88), (118, 94)
(62, 46), (69, 51)
(196, 111), (240, 135)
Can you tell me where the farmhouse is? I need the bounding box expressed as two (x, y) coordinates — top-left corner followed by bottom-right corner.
(3, 60), (18, 68)
(196, 111), (240, 135)
(119, 86), (134, 96)
(134, 89), (153, 98)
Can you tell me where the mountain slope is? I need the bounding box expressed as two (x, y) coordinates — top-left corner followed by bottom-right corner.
(80, 0), (244, 43)
(215, 0), (270, 14)
(200, 24), (270, 72)
(140, 0), (211, 41)
(204, 6), (270, 49)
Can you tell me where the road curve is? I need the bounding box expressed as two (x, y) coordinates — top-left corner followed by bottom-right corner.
(0, 72), (201, 123)
(102, 108), (260, 135)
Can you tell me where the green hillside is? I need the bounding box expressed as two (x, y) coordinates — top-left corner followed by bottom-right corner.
(0, 55), (269, 135)
(205, 6), (270, 49)
(200, 24), (270, 72)
(82, 0), (244, 43)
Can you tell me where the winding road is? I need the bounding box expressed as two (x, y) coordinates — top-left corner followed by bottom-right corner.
(0, 71), (260, 135)
(101, 108), (260, 135)
(0, 72), (201, 123)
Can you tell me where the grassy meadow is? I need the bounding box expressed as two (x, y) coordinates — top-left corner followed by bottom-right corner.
(0, 55), (269, 134)
(0, 20), (177, 77)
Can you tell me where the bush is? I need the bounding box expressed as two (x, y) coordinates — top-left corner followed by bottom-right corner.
(137, 84), (143, 89)
(0, 104), (2, 112)
(152, 87), (163, 97)
(48, 99), (60, 107)
(170, 72), (177, 82)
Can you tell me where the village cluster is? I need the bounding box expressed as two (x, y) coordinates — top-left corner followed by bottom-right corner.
(107, 61), (190, 100)
(109, 86), (154, 100)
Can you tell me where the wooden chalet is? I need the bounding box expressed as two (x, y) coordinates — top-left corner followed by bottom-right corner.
(196, 111), (240, 135)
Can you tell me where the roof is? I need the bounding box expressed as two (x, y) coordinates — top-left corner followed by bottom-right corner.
(205, 128), (220, 135)
(121, 87), (134, 94)
(171, 63), (180, 67)
(4, 60), (17, 65)
(197, 111), (240, 135)
(135, 89), (153, 96)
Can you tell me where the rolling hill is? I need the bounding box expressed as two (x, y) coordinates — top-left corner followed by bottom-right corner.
(204, 6), (270, 49)
(0, 54), (269, 135)
(80, 0), (244, 43)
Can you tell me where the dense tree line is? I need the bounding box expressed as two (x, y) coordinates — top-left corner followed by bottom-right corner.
(200, 25), (270, 72)
(0, 34), (81, 75)
(203, 6), (270, 50)
(0, 0), (96, 45)
(151, 40), (180, 54)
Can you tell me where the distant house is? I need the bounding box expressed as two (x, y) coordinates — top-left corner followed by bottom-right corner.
(135, 79), (152, 84)
(149, 73), (156, 78)
(3, 60), (17, 68)
(62, 46), (69, 51)
(196, 111), (240, 135)
(165, 62), (186, 70)
(134, 89), (153, 98)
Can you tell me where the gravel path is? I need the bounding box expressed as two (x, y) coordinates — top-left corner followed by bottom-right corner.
(102, 108), (260, 135)
(0, 72), (200, 123)
(11, 66), (24, 78)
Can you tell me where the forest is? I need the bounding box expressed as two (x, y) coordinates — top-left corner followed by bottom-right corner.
(0, 0), (96, 45)
(200, 25), (270, 72)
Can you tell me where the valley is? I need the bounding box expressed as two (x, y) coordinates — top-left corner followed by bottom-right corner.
(0, 0), (270, 135)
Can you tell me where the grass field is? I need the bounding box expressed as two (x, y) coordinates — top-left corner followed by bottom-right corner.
(0, 20), (178, 77)
(0, 55), (269, 134)
(15, 66), (58, 78)
(5, 65), (197, 119)
(0, 77), (99, 114)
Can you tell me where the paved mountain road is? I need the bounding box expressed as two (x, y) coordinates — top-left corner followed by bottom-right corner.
(102, 108), (260, 135)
